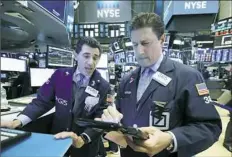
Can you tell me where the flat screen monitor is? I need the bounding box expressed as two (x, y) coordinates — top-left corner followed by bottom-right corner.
(1, 73), (7, 79)
(30, 68), (56, 87)
(96, 54), (108, 68)
(47, 46), (74, 67)
(97, 69), (109, 82)
(1, 57), (26, 72)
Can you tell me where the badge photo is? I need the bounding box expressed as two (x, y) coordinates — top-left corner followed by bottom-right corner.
(149, 111), (170, 130)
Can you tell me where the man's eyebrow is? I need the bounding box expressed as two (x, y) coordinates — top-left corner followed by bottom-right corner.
(83, 52), (91, 55)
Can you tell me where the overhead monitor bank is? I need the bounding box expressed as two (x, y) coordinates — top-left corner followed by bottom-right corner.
(1, 57), (27, 72)
(47, 46), (74, 68)
(163, 0), (219, 25)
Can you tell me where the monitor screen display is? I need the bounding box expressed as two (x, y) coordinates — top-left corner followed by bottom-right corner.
(1, 73), (7, 79)
(47, 46), (74, 67)
(96, 54), (108, 68)
(1, 57), (26, 72)
(97, 69), (109, 82)
(30, 68), (56, 87)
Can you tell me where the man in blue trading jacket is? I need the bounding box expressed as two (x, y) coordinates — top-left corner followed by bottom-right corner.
(1, 37), (110, 157)
(99, 13), (222, 157)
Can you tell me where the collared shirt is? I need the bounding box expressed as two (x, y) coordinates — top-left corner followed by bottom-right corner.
(137, 54), (163, 101)
(73, 68), (90, 87)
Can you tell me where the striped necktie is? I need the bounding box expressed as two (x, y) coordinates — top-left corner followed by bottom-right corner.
(77, 73), (85, 88)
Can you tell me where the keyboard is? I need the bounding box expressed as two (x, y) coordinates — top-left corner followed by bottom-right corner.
(1, 128), (31, 149)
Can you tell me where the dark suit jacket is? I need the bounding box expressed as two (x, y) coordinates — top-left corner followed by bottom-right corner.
(20, 67), (111, 157)
(116, 57), (222, 157)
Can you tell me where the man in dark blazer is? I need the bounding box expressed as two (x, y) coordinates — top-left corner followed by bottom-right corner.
(223, 66), (232, 152)
(1, 37), (110, 157)
(99, 13), (222, 157)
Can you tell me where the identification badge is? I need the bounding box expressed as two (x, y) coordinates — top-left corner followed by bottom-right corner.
(124, 91), (131, 95)
(149, 111), (170, 130)
(152, 72), (172, 86)
(84, 96), (99, 112)
(85, 86), (99, 97)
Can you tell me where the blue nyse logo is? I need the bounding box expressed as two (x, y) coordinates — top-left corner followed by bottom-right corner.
(97, 1), (119, 9)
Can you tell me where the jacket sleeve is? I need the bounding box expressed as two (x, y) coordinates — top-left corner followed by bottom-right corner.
(170, 71), (222, 156)
(20, 70), (58, 121)
(82, 83), (111, 142)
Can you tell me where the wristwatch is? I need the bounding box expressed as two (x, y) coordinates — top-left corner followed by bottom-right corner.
(167, 141), (174, 151)
(80, 134), (90, 144)
(166, 136), (174, 151)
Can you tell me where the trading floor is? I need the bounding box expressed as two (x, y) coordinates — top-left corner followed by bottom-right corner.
(107, 106), (231, 157)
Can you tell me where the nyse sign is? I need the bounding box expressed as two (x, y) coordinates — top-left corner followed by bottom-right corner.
(185, 1), (207, 9)
(173, 1), (218, 15)
(97, 9), (120, 18)
(97, 1), (120, 19)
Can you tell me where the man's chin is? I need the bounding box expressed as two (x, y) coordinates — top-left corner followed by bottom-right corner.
(139, 62), (152, 68)
(85, 70), (94, 76)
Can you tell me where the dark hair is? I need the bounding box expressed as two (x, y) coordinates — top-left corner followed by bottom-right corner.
(29, 59), (38, 68)
(130, 12), (165, 39)
(75, 37), (102, 56)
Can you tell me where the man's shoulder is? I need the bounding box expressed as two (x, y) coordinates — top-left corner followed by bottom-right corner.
(170, 59), (201, 78)
(94, 70), (110, 88)
(52, 68), (73, 76)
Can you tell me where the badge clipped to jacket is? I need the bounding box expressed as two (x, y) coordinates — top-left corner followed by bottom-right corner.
(84, 96), (100, 112)
(85, 86), (99, 97)
(152, 71), (172, 86)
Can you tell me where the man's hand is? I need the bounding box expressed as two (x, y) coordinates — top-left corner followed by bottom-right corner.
(54, 132), (85, 148)
(125, 127), (173, 157)
(95, 106), (123, 123)
(1, 120), (22, 129)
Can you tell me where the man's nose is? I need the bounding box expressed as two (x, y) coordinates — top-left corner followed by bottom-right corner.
(87, 57), (94, 65)
(137, 44), (145, 55)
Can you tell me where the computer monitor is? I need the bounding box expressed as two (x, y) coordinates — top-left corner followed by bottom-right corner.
(47, 46), (74, 67)
(97, 69), (109, 82)
(1, 57), (26, 72)
(96, 54), (108, 68)
(1, 73), (7, 79)
(30, 68), (56, 87)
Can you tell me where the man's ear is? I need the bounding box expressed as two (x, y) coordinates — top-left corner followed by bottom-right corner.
(160, 34), (165, 45)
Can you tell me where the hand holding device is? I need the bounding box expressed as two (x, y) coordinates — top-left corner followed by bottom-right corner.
(75, 118), (149, 140)
(98, 106), (123, 123)
(125, 127), (173, 157)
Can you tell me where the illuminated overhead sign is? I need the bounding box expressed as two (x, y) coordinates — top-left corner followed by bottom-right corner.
(97, 1), (120, 18)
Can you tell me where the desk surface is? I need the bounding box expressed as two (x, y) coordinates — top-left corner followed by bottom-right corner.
(1, 107), (55, 121)
(1, 94), (55, 121)
(1, 132), (72, 157)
